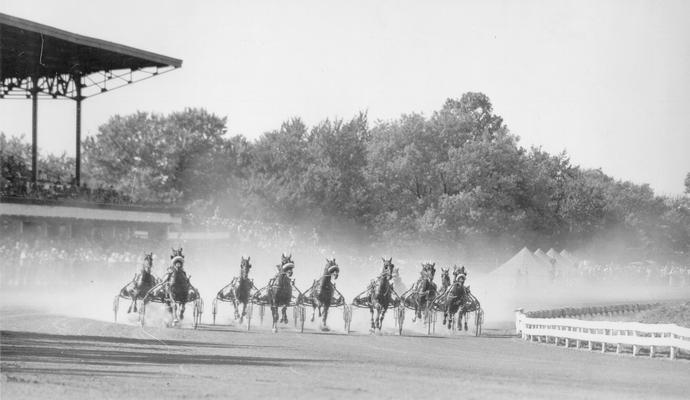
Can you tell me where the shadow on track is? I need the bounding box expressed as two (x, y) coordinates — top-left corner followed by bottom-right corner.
(1, 330), (325, 374)
(1, 330), (277, 349)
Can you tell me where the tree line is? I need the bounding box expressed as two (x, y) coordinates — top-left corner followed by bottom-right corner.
(2, 92), (689, 261)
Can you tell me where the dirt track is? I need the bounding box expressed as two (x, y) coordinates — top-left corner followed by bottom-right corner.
(2, 304), (690, 400)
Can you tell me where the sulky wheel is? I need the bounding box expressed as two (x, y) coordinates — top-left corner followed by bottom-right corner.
(424, 306), (433, 336)
(211, 298), (218, 325)
(343, 304), (352, 334)
(475, 309), (483, 337)
(299, 306), (306, 333)
(140, 301), (147, 328)
(194, 298), (204, 329)
(192, 301), (200, 329)
(397, 306), (405, 335)
(113, 295), (120, 323)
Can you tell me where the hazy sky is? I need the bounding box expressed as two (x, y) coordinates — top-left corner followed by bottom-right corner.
(1, 0), (689, 195)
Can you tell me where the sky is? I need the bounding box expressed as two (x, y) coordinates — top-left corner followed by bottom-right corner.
(1, 0), (689, 195)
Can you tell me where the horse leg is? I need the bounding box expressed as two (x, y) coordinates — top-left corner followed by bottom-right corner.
(271, 306), (278, 332)
(232, 296), (240, 320)
(378, 306), (387, 331)
(281, 305), (288, 324)
(321, 305), (329, 331)
(179, 303), (185, 320)
(369, 306), (376, 332)
(464, 313), (469, 331)
(311, 302), (317, 322)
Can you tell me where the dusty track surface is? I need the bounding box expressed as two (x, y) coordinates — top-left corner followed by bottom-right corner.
(2, 305), (690, 400)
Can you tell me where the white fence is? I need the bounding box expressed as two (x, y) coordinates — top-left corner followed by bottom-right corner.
(515, 311), (690, 360)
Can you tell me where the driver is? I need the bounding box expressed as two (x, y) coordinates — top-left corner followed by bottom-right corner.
(163, 255), (185, 283)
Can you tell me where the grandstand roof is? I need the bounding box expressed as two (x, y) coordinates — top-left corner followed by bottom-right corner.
(0, 12), (182, 99)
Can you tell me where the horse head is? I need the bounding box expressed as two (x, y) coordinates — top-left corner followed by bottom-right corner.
(171, 247), (184, 259)
(143, 253), (153, 271)
(421, 262), (436, 281)
(381, 257), (394, 279)
(240, 256), (252, 278)
(452, 265), (467, 282)
(279, 253), (295, 278)
(325, 258), (339, 280)
(440, 268), (450, 288)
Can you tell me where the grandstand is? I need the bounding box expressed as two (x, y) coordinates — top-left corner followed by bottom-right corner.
(1, 13), (183, 241)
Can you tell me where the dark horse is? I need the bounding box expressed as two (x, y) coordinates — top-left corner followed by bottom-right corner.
(353, 258), (397, 332)
(121, 253), (158, 313)
(164, 255), (194, 324)
(442, 266), (469, 330)
(404, 262), (438, 322)
(265, 254), (302, 333)
(216, 256), (256, 323)
(438, 267), (451, 296)
(305, 258), (342, 331)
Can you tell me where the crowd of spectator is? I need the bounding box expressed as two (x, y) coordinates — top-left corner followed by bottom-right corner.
(0, 172), (154, 205)
(2, 216), (688, 290)
(572, 261), (690, 287)
(0, 235), (167, 288)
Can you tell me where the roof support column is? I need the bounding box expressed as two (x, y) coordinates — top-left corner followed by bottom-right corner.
(31, 75), (38, 183)
(75, 75), (83, 186)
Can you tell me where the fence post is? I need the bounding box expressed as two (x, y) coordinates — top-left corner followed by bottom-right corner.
(670, 346), (676, 360)
(515, 308), (524, 336)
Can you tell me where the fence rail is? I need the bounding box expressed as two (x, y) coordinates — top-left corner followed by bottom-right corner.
(515, 311), (690, 360)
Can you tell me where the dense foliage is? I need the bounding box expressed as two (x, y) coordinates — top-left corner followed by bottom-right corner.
(2, 95), (689, 260)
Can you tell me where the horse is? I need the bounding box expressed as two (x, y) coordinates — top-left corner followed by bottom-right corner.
(364, 258), (396, 332)
(442, 266), (469, 330)
(265, 254), (301, 333)
(404, 262), (438, 322)
(438, 267), (451, 296)
(164, 256), (196, 324)
(305, 258), (341, 331)
(391, 267), (407, 294)
(122, 253), (157, 313)
(216, 256), (256, 323)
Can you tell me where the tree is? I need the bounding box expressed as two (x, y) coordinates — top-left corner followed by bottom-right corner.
(83, 108), (227, 203)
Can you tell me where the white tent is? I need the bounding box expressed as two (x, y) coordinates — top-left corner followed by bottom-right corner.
(489, 247), (552, 287)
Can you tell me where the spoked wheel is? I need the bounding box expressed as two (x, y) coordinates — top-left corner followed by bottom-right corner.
(343, 304), (352, 334)
(113, 295), (120, 322)
(140, 301), (147, 328)
(474, 309), (483, 337)
(211, 298), (218, 325)
(424, 307), (434, 335)
(192, 299), (202, 329)
(299, 306), (306, 333)
(246, 302), (253, 331)
(397, 306), (405, 335)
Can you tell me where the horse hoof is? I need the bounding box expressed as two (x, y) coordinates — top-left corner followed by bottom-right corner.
(320, 325), (330, 332)
(272, 328), (278, 333)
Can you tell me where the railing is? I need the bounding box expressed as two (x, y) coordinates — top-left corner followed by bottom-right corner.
(0, 195), (183, 214)
(524, 303), (659, 319)
(515, 310), (690, 360)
